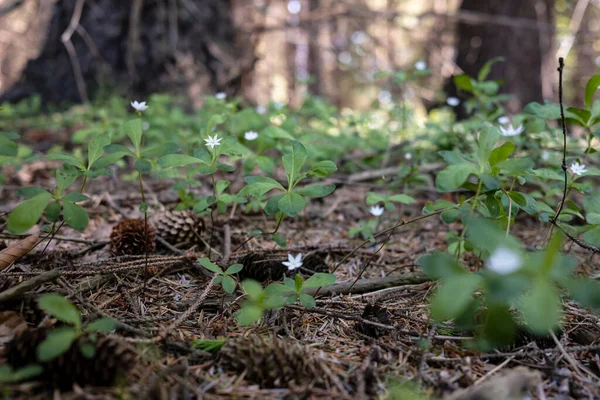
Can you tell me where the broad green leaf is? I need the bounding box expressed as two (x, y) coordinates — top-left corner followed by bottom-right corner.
(37, 327), (77, 361)
(278, 192), (307, 216)
(478, 57), (503, 82)
(206, 114), (225, 134)
(430, 274), (482, 321)
(489, 142), (515, 166)
(272, 232), (287, 247)
(435, 163), (477, 192)
(124, 119), (143, 155)
(523, 102), (561, 119)
(62, 193), (89, 203)
(87, 135), (110, 169)
(387, 194), (416, 204)
(84, 318), (118, 333)
(47, 153), (85, 169)
(261, 126), (294, 140)
(566, 107), (591, 126)
(93, 151), (128, 169)
(248, 229), (262, 237)
(45, 201), (61, 222)
(222, 275), (236, 294)
(56, 165), (79, 195)
(198, 257), (223, 274)
(80, 342), (95, 359)
(62, 201), (89, 232)
(294, 184), (335, 198)
(282, 141), (307, 185)
(142, 142), (179, 158)
(7, 365), (43, 382)
(134, 158), (152, 174)
(264, 194), (286, 215)
(103, 144), (135, 156)
(519, 280), (561, 334)
(224, 264), (243, 276)
(562, 278), (600, 309)
(242, 280), (263, 300)
(303, 272), (336, 288)
(37, 293), (81, 326)
(495, 157), (534, 174)
(584, 74), (600, 109)
(7, 192), (52, 234)
(299, 293), (316, 307)
(366, 192), (386, 205)
(239, 176), (286, 197)
(477, 126), (499, 167)
(0, 135), (18, 156)
(418, 253), (468, 280)
(583, 227), (600, 246)
(507, 191), (527, 207)
(256, 156), (275, 174)
(440, 208), (459, 224)
(16, 186), (49, 199)
(454, 74), (473, 92)
(311, 160), (337, 177)
(215, 180), (230, 196)
(482, 304), (516, 345)
(158, 154), (203, 168)
(422, 199), (456, 214)
(237, 305), (263, 326)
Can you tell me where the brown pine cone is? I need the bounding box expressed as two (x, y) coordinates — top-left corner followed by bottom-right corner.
(150, 210), (204, 245)
(110, 218), (156, 256)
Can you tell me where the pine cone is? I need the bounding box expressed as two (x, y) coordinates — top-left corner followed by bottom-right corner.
(237, 253), (287, 282)
(110, 219), (156, 256)
(218, 334), (325, 388)
(150, 210), (204, 245)
(6, 328), (137, 389)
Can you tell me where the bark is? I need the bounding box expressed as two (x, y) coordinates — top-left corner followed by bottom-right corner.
(450, 0), (555, 114)
(0, 0), (256, 107)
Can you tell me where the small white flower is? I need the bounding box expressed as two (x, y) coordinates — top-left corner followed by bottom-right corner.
(256, 105), (267, 115)
(446, 97), (460, 107)
(338, 51), (352, 65)
(287, 0), (301, 14)
(244, 131), (258, 141)
(542, 151), (550, 161)
(131, 100), (148, 112)
(499, 124), (524, 137)
(570, 161), (587, 176)
(215, 92), (227, 100)
(405, 152), (412, 160)
(282, 253), (303, 271)
(369, 205), (384, 217)
(378, 90), (392, 104)
(487, 246), (522, 275)
(415, 60), (427, 71)
(351, 31), (367, 45)
(204, 134), (222, 149)
(497, 116), (510, 125)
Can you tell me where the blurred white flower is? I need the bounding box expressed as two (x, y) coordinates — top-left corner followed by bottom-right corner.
(487, 246), (522, 275)
(204, 134), (222, 149)
(405, 152), (412, 160)
(244, 131), (258, 141)
(338, 51), (352, 65)
(378, 90), (392, 104)
(497, 116), (510, 125)
(542, 151), (550, 161)
(131, 100), (148, 112)
(273, 101), (285, 110)
(287, 0), (301, 14)
(351, 31), (368, 45)
(215, 92), (227, 100)
(415, 60), (427, 71)
(282, 253), (303, 271)
(256, 105), (267, 115)
(570, 161), (587, 176)
(446, 97), (460, 107)
(499, 124), (524, 137)
(369, 205), (384, 217)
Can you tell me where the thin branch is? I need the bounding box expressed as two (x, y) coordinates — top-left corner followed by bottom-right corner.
(551, 58), (568, 223)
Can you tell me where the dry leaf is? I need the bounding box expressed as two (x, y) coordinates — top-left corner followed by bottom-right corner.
(0, 234), (40, 271)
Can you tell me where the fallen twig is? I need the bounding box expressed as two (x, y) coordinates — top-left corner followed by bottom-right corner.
(0, 269), (60, 303)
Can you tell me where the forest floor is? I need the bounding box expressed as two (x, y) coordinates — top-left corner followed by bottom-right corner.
(1, 159), (599, 399)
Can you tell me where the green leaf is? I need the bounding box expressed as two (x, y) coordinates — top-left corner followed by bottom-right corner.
(248, 229), (262, 237)
(79, 342), (96, 359)
(261, 126), (294, 140)
(477, 126), (499, 167)
(56, 165), (79, 194)
(294, 184), (335, 198)
(278, 192), (307, 216)
(489, 142), (515, 166)
(236, 305), (263, 326)
(225, 263), (243, 275)
(7, 364), (43, 382)
(299, 293), (316, 308)
(47, 153), (85, 169)
(282, 141), (307, 185)
(37, 327), (77, 361)
(0, 135), (18, 156)
(366, 192), (385, 205)
(523, 102), (561, 119)
(430, 274), (482, 321)
(206, 114), (225, 134)
(294, 274), (303, 293)
(478, 57), (503, 82)
(435, 163), (477, 192)
(62, 201), (89, 232)
(198, 257), (223, 274)
(7, 192), (52, 234)
(264, 194), (285, 215)
(135, 158), (152, 174)
(302, 272), (336, 288)
(310, 160), (337, 177)
(242, 280), (263, 300)
(84, 318), (118, 333)
(519, 280), (561, 334)
(222, 275), (236, 294)
(256, 156), (275, 174)
(87, 135), (110, 169)
(482, 304), (516, 345)
(62, 192), (89, 203)
(584, 74), (600, 109)
(215, 180), (230, 196)
(454, 74), (473, 92)
(37, 293), (81, 326)
(562, 278), (600, 309)
(387, 194), (416, 204)
(141, 142), (179, 158)
(45, 201), (61, 222)
(16, 186), (49, 199)
(272, 233), (287, 247)
(238, 176), (286, 197)
(418, 253), (468, 280)
(124, 119), (143, 155)
(158, 154), (204, 168)
(440, 208), (459, 224)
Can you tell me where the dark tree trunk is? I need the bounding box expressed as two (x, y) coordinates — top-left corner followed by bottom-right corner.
(450, 0), (555, 114)
(0, 0), (256, 106)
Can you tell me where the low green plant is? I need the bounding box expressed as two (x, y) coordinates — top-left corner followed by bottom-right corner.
(198, 257), (243, 294)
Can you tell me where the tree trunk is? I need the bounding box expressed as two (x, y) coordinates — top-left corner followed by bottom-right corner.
(451, 0), (555, 114)
(0, 0), (256, 107)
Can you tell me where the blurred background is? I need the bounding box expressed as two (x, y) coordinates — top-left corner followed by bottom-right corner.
(0, 0), (597, 112)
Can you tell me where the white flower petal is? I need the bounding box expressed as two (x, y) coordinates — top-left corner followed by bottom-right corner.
(415, 60), (427, 71)
(446, 97), (460, 107)
(487, 247), (522, 275)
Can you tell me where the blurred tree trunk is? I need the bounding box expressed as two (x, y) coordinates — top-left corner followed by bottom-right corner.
(451, 0), (555, 113)
(0, 0), (256, 107)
